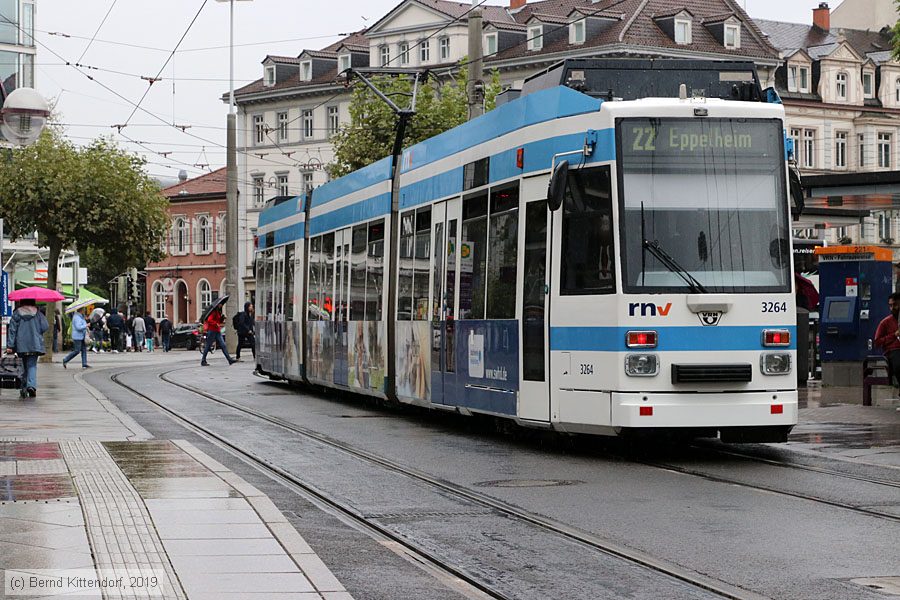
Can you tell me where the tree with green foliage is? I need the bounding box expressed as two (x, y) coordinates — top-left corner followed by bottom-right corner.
(0, 128), (170, 357)
(328, 64), (501, 179)
(892, 1), (900, 60)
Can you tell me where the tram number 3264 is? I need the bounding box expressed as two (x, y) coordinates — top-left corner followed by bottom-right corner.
(761, 302), (788, 313)
(579, 364), (594, 375)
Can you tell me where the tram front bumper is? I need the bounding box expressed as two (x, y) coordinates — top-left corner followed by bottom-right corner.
(611, 390), (798, 429)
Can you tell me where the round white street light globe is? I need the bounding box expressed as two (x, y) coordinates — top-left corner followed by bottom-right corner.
(1, 87), (50, 146)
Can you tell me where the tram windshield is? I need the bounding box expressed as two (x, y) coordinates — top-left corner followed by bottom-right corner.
(618, 117), (791, 294)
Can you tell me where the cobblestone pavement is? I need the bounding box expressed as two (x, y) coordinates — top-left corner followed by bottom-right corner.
(0, 354), (352, 600)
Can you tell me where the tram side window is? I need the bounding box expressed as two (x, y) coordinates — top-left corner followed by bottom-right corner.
(398, 212), (415, 320)
(366, 220), (385, 321)
(460, 192), (488, 319)
(350, 225), (367, 321)
(413, 208), (431, 320)
(256, 252), (269, 320)
(285, 245), (295, 322)
(487, 184), (519, 319)
(307, 236), (321, 321)
(561, 166), (615, 295)
(272, 248), (284, 320)
(322, 232), (335, 319)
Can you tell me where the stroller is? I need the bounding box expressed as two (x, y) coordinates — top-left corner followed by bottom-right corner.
(0, 354), (24, 396)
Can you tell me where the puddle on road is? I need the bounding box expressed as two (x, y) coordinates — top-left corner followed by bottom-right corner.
(789, 422), (900, 448)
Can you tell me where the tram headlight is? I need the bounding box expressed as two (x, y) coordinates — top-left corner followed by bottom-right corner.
(625, 354), (659, 376)
(760, 352), (792, 375)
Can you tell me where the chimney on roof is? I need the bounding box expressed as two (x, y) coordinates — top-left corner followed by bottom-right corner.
(510, 0), (526, 10)
(813, 2), (830, 31)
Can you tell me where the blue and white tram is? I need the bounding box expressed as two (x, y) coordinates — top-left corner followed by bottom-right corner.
(254, 60), (798, 443)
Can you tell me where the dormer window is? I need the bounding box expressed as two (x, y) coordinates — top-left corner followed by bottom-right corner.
(264, 65), (275, 87)
(339, 53), (351, 73)
(836, 71), (848, 101)
(379, 45), (389, 67)
(675, 18), (692, 44)
(484, 33), (497, 56)
(863, 71), (874, 98)
(724, 23), (740, 48)
(528, 25), (543, 51)
(788, 63), (810, 93)
(894, 78), (900, 103)
(300, 61), (312, 82)
(570, 19), (586, 45)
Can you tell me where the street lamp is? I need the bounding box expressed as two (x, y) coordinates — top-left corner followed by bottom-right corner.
(216, 0), (252, 353)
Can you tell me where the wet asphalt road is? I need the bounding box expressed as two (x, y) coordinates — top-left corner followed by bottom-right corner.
(89, 358), (900, 600)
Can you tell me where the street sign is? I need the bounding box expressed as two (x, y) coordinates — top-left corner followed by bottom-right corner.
(0, 271), (10, 318)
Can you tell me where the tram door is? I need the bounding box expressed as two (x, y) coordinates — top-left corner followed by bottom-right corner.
(431, 198), (461, 405)
(333, 228), (351, 386)
(518, 197), (551, 422)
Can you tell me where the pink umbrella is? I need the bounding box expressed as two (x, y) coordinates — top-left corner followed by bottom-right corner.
(8, 286), (66, 302)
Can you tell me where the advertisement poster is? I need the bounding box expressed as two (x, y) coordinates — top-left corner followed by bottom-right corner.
(396, 320), (431, 401)
(347, 321), (386, 392)
(306, 321), (334, 383)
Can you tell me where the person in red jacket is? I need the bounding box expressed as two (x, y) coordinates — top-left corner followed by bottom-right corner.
(200, 306), (236, 367)
(874, 292), (900, 385)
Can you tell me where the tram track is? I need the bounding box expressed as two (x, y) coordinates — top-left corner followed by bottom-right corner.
(112, 365), (775, 600)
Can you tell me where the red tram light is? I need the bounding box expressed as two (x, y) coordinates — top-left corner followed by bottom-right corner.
(762, 329), (791, 347)
(516, 147), (524, 169)
(770, 404), (784, 414)
(626, 330), (657, 348)
(639, 406), (653, 416)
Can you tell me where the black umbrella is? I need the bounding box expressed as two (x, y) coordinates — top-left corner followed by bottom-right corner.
(199, 294), (229, 325)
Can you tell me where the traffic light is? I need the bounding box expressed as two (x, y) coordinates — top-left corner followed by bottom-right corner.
(129, 268), (139, 300)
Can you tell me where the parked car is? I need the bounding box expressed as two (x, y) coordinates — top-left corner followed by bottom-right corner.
(170, 323), (203, 350)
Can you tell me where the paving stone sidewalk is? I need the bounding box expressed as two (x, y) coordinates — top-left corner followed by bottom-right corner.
(0, 357), (353, 599)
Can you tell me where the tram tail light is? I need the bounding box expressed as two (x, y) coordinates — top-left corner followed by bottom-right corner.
(626, 330), (657, 348)
(639, 406), (653, 416)
(762, 329), (790, 347)
(771, 404), (784, 414)
(761, 352), (792, 375)
(625, 354), (659, 376)
(516, 147), (524, 169)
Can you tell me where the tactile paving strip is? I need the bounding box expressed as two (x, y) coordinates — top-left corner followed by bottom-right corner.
(60, 440), (187, 600)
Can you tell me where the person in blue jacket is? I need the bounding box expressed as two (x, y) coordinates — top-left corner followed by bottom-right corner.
(5, 298), (49, 398)
(62, 307), (90, 369)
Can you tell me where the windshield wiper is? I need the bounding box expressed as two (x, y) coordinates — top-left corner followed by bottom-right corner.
(642, 239), (708, 294)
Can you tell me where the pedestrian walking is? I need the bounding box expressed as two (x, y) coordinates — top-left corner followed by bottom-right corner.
(52, 310), (61, 352)
(159, 316), (173, 352)
(234, 302), (256, 361)
(5, 298), (49, 398)
(200, 306), (235, 366)
(144, 311), (156, 352)
(874, 292), (900, 389)
(62, 307), (90, 369)
(132, 314), (146, 352)
(107, 308), (125, 353)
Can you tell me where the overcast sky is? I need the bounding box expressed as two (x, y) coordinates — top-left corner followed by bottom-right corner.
(34, 0), (843, 181)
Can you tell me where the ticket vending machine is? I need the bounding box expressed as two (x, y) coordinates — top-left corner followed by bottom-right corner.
(814, 246), (893, 386)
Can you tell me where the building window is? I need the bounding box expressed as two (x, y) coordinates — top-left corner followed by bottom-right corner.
(175, 217), (188, 255)
(399, 42), (409, 65)
(216, 213), (226, 253)
(198, 215), (211, 253)
(835, 131), (847, 168)
(439, 37), (450, 61)
(153, 282), (166, 320)
(528, 25), (543, 51)
(789, 128), (801, 163)
(379, 46), (389, 67)
(878, 132), (892, 168)
(859, 133), (866, 167)
(302, 109), (313, 139)
(277, 112), (288, 141)
(264, 65), (275, 86)
(302, 172), (313, 196)
(803, 129), (815, 169)
(484, 33), (497, 56)
(277, 174), (289, 196)
(21, 1), (33, 47)
(895, 78), (900, 103)
(419, 39), (430, 63)
(339, 53), (351, 73)
(327, 105), (339, 135)
(836, 72), (848, 101)
(863, 71), (874, 98)
(674, 19), (692, 44)
(799, 66), (809, 92)
(879, 212), (893, 241)
(724, 23), (740, 48)
(788, 66), (798, 92)
(253, 114), (265, 145)
(571, 20), (585, 44)
(300, 61), (312, 81)
(253, 176), (265, 207)
(198, 279), (212, 316)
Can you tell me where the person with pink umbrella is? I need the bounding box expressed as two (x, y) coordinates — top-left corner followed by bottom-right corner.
(6, 287), (63, 398)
